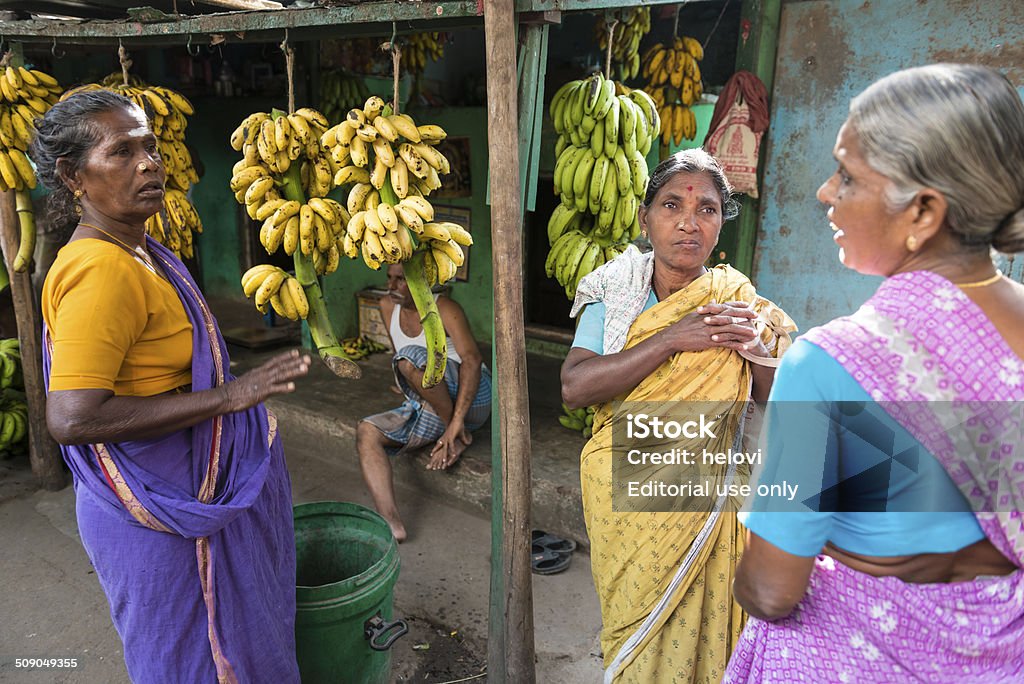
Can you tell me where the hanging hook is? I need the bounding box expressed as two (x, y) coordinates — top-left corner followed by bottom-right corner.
(186, 34), (200, 57)
(390, 21), (398, 47)
(280, 28), (289, 53)
(51, 36), (66, 60)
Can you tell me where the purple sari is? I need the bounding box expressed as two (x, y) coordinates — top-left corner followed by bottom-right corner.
(725, 271), (1024, 683)
(43, 237), (299, 683)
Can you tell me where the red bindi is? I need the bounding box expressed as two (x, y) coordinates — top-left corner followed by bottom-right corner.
(687, 185), (693, 191)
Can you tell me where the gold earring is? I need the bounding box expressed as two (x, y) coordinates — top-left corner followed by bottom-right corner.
(905, 234), (918, 252)
(73, 189), (83, 216)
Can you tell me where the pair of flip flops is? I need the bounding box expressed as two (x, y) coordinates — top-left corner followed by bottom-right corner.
(531, 530), (576, 575)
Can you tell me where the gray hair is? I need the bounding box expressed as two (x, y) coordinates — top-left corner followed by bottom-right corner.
(848, 63), (1024, 254)
(29, 90), (139, 237)
(643, 148), (740, 221)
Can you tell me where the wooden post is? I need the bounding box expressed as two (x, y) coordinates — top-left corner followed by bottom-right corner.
(483, 0), (536, 681)
(0, 192), (64, 490)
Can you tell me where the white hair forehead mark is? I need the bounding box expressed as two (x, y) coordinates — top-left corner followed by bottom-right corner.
(125, 105), (150, 136)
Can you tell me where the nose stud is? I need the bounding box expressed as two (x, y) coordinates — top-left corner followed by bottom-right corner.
(138, 162), (148, 172)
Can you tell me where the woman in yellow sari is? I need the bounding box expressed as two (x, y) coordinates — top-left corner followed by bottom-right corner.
(561, 150), (795, 683)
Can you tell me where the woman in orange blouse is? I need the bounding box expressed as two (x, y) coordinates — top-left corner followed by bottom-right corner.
(32, 89), (308, 682)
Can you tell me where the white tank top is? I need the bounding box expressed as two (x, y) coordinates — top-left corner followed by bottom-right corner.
(389, 298), (463, 364)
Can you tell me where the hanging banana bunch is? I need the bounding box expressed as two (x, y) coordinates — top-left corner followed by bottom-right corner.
(321, 95), (469, 387)
(594, 8), (651, 82)
(641, 36), (705, 147)
(319, 70), (371, 125)
(228, 106), (362, 379)
(320, 95), (469, 284)
(63, 73), (203, 260)
(0, 60), (62, 274)
(545, 71), (660, 300)
(403, 33), (446, 74)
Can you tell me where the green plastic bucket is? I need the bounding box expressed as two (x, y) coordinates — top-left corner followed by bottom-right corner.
(293, 501), (407, 684)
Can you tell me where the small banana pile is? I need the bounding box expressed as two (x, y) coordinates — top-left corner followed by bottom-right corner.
(641, 37), (705, 146)
(340, 335), (390, 360)
(0, 339), (23, 391)
(64, 75), (203, 259)
(560, 403), (596, 438)
(403, 33), (445, 74)
(319, 70), (371, 125)
(0, 63), (61, 274)
(595, 8), (651, 81)
(240, 264), (309, 320)
(0, 339), (27, 456)
(321, 96), (472, 284)
(546, 72), (660, 298)
(230, 108), (353, 280)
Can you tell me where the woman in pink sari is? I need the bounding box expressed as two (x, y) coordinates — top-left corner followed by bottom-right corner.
(725, 64), (1024, 682)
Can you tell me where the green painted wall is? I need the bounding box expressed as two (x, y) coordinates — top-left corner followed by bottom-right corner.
(192, 103), (494, 344)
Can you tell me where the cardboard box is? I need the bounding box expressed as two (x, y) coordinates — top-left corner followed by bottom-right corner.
(357, 288), (393, 352)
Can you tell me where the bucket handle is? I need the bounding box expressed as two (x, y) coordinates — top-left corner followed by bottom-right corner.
(364, 612), (409, 651)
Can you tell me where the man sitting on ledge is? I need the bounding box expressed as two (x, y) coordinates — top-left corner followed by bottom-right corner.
(357, 264), (491, 542)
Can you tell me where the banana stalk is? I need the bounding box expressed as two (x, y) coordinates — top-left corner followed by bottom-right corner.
(12, 190), (35, 273)
(403, 249), (447, 389)
(273, 109), (361, 379)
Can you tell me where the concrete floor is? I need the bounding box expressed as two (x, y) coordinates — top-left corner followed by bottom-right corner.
(0, 304), (604, 683)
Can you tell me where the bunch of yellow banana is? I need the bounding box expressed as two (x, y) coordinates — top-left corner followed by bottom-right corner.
(546, 72), (659, 298)
(240, 264), (310, 321)
(594, 7), (651, 81)
(319, 70), (371, 125)
(559, 402), (596, 438)
(403, 32), (445, 74)
(545, 228), (628, 300)
(340, 335), (390, 360)
(321, 95), (468, 283)
(64, 77), (203, 259)
(0, 64), (60, 192)
(229, 108), (353, 277)
(641, 36), (704, 146)
(0, 338), (22, 391)
(0, 64), (61, 274)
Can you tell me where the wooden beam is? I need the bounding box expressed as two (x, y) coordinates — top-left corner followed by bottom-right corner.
(0, 192), (64, 490)
(0, 2), (483, 45)
(483, 0), (535, 680)
(515, 0), (717, 13)
(195, 0), (283, 10)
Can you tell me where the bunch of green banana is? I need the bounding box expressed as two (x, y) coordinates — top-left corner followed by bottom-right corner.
(229, 107), (361, 380)
(595, 8), (651, 82)
(340, 335), (390, 360)
(546, 71), (660, 298)
(0, 390), (28, 456)
(321, 96), (468, 284)
(240, 264), (310, 321)
(642, 37), (704, 146)
(545, 228), (628, 299)
(320, 70), (371, 125)
(64, 77), (203, 259)
(0, 339), (23, 391)
(0, 63), (61, 274)
(403, 32), (446, 74)
(559, 403), (596, 438)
